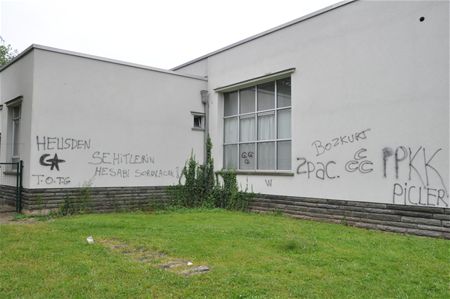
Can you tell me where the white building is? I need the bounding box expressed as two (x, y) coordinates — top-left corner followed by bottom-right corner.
(0, 0), (449, 237)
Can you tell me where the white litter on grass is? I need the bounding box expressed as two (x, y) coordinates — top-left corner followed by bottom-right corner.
(187, 261), (193, 266)
(86, 236), (95, 244)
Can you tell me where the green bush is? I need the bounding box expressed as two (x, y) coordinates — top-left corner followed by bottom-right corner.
(168, 136), (252, 211)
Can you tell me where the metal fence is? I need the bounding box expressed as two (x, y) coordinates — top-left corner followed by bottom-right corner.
(0, 161), (23, 212)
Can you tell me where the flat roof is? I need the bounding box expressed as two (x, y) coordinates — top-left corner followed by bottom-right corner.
(171, 0), (357, 71)
(0, 44), (207, 81)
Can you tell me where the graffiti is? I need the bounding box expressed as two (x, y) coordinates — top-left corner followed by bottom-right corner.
(297, 148), (374, 180)
(296, 157), (338, 180)
(241, 151), (254, 165)
(93, 166), (180, 179)
(312, 128), (370, 157)
(88, 151), (155, 165)
(382, 147), (394, 178)
(135, 168), (180, 178)
(382, 146), (410, 179)
(39, 153), (66, 171)
(392, 182), (448, 207)
(265, 179), (272, 187)
(32, 174), (71, 186)
(384, 146), (449, 207)
(382, 146), (447, 195)
(293, 144), (449, 206)
(344, 148), (373, 174)
(35, 135), (90, 177)
(36, 136), (91, 151)
(94, 167), (130, 178)
(31, 135), (199, 186)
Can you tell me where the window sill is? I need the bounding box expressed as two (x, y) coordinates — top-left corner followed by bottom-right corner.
(191, 127), (205, 131)
(218, 170), (294, 176)
(3, 171), (18, 176)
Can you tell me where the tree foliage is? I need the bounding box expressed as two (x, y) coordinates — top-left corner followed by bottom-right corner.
(0, 38), (18, 66)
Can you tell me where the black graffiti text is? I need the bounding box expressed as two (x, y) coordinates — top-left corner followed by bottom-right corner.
(312, 128), (371, 157)
(241, 151), (254, 165)
(94, 167), (130, 178)
(382, 146), (448, 197)
(296, 158), (338, 180)
(345, 148), (373, 174)
(39, 153), (66, 171)
(392, 182), (448, 207)
(135, 169), (179, 178)
(32, 174), (71, 186)
(89, 151), (155, 166)
(36, 136), (91, 151)
(93, 167), (179, 179)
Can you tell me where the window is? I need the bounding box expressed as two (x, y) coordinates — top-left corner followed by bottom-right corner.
(223, 77), (291, 171)
(191, 112), (205, 130)
(8, 102), (21, 163)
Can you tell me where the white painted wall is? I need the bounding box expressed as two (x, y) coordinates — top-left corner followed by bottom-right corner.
(0, 107), (2, 155)
(29, 49), (207, 189)
(180, 0), (449, 208)
(0, 51), (34, 186)
(174, 59), (208, 78)
(2, 1), (448, 210)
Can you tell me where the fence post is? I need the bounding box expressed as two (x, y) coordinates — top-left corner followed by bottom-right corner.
(15, 162), (19, 212)
(19, 160), (23, 212)
(15, 161), (23, 213)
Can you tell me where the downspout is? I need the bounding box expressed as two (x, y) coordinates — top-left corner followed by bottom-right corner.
(200, 90), (209, 164)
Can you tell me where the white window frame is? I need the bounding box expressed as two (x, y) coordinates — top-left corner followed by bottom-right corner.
(221, 75), (292, 172)
(191, 111), (205, 131)
(6, 98), (22, 164)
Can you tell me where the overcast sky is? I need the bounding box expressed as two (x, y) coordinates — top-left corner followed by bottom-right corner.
(1, 0), (340, 69)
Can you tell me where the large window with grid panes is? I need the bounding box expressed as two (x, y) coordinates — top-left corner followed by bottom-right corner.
(223, 77), (291, 171)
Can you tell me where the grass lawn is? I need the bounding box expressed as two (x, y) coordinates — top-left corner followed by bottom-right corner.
(0, 209), (449, 298)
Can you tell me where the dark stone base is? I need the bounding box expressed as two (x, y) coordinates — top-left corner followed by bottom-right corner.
(0, 185), (18, 207)
(249, 194), (450, 239)
(21, 186), (169, 214)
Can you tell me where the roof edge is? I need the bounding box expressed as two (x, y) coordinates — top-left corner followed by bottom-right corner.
(1, 44), (207, 81)
(0, 44), (35, 73)
(171, 0), (358, 71)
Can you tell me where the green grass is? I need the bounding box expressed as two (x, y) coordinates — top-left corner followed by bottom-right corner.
(0, 209), (449, 298)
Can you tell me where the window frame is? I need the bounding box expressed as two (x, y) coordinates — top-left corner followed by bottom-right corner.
(191, 111), (205, 131)
(6, 97), (22, 164)
(222, 76), (292, 172)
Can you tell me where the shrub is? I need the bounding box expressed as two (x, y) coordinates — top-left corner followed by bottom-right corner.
(169, 136), (252, 211)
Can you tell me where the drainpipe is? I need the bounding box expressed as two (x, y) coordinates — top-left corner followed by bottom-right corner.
(200, 90), (209, 164)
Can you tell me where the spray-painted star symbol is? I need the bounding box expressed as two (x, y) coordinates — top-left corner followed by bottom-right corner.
(39, 153), (66, 171)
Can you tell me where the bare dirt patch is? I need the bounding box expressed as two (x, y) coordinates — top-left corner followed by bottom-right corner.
(0, 213), (39, 224)
(0, 212), (15, 224)
(0, 209), (39, 224)
(99, 238), (210, 276)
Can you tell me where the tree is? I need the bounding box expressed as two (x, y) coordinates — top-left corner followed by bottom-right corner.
(0, 37), (18, 66)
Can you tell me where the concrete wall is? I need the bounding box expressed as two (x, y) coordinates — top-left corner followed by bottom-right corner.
(189, 0), (449, 208)
(28, 49), (207, 189)
(0, 107), (2, 158)
(174, 59), (208, 78)
(0, 51), (34, 186)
